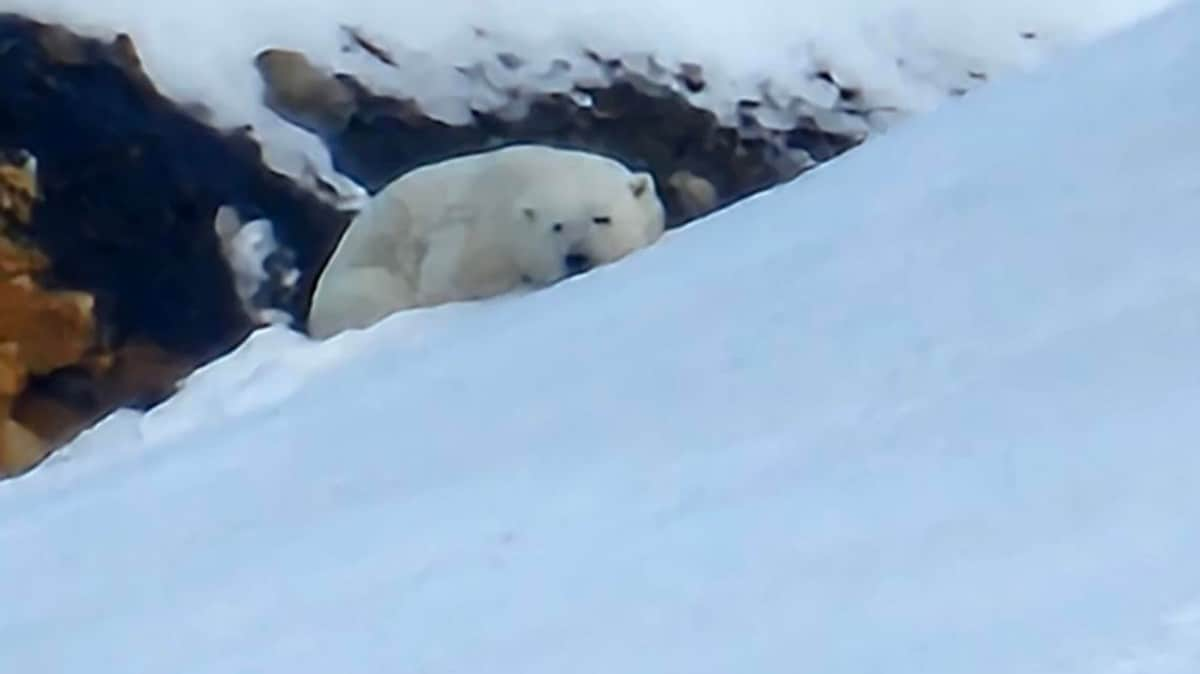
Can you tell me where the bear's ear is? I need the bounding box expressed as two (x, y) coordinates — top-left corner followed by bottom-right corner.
(629, 173), (654, 199)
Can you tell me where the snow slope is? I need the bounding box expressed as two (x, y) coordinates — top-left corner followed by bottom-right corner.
(4, 1), (1200, 672)
(1, 0), (1179, 200)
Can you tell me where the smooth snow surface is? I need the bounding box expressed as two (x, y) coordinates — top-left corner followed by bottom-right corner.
(1, 0), (1179, 200)
(5, 2), (1200, 672)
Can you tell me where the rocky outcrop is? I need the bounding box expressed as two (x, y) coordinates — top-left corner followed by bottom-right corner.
(0, 149), (192, 475)
(0, 16), (347, 474)
(0, 344), (44, 476)
(255, 41), (864, 230)
(0, 14), (349, 349)
(0, 149), (105, 475)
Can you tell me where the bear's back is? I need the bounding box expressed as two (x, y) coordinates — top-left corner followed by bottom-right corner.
(371, 147), (542, 235)
(382, 145), (633, 233)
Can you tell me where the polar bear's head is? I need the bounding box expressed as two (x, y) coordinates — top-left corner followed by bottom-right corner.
(572, 170), (665, 270)
(510, 205), (593, 285)
(511, 168), (665, 286)
(501, 146), (666, 286)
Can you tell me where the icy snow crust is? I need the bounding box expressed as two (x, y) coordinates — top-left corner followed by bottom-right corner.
(1, 0), (1180, 199)
(3, 1), (1200, 672)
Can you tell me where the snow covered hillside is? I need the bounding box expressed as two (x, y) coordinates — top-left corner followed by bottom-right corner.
(4, 1), (1200, 672)
(2, 0), (1179, 197)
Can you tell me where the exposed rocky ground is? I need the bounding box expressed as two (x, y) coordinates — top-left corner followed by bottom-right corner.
(0, 148), (100, 474)
(0, 15), (348, 474)
(0, 12), (880, 475)
(253, 41), (863, 225)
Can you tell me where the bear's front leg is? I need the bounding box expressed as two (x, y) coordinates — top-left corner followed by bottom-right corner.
(308, 266), (417, 338)
(413, 224), (486, 307)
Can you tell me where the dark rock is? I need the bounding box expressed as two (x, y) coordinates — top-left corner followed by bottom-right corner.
(272, 52), (862, 230)
(340, 25), (398, 67)
(0, 16), (359, 472)
(329, 79), (488, 191)
(676, 63), (705, 93)
(496, 52), (525, 70)
(0, 14), (348, 352)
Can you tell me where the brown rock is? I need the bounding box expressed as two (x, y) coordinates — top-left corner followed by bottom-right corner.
(666, 170), (719, 220)
(0, 274), (96, 374)
(13, 340), (192, 452)
(95, 339), (191, 409)
(0, 148), (102, 476)
(0, 344), (48, 476)
(255, 48), (357, 137)
(0, 151), (97, 376)
(0, 234), (48, 277)
(0, 418), (45, 477)
(33, 23), (89, 65)
(0, 343), (25, 396)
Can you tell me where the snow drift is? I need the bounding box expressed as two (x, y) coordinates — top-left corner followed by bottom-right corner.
(3, 1), (1200, 673)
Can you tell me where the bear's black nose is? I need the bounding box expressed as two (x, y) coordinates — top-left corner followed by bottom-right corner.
(564, 253), (592, 275)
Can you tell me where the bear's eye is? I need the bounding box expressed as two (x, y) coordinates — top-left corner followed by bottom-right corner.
(593, 216), (612, 225)
(552, 222), (564, 232)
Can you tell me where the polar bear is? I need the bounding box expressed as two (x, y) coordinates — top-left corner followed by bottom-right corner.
(307, 144), (665, 338)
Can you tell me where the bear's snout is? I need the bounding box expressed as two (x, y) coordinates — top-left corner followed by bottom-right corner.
(563, 252), (593, 276)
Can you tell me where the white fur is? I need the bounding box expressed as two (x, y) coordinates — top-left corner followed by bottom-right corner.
(308, 144), (665, 338)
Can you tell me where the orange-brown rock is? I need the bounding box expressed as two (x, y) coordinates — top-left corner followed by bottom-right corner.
(0, 343), (45, 476)
(0, 232), (47, 278)
(1, 419), (45, 477)
(0, 274), (96, 375)
(0, 148), (107, 477)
